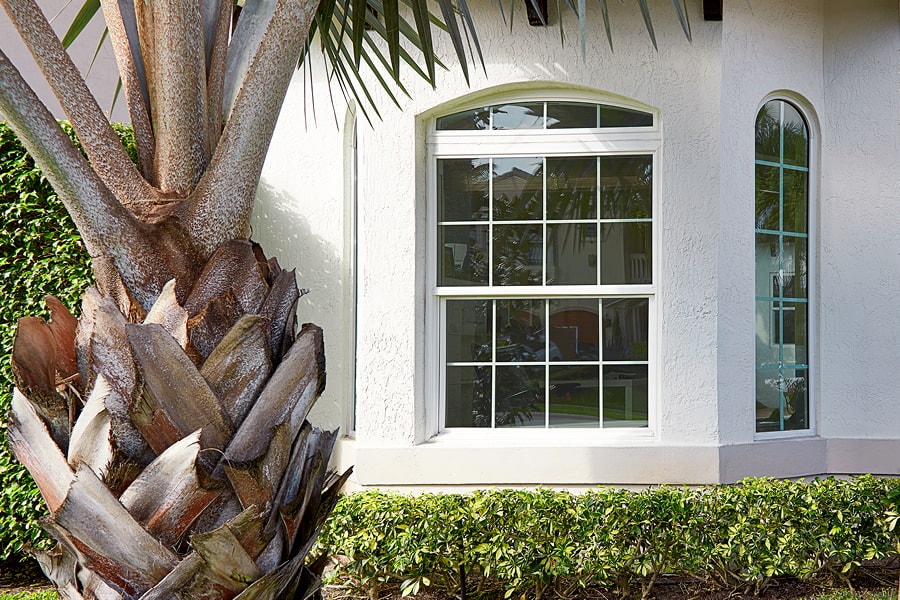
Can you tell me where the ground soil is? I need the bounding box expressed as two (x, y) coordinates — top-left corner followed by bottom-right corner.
(1, 559), (897, 599)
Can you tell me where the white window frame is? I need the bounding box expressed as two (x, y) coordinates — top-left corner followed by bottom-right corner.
(424, 90), (662, 441)
(753, 93), (818, 441)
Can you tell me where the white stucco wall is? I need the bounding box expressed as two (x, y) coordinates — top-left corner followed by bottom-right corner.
(254, 0), (900, 487)
(0, 0), (127, 121)
(818, 0), (900, 440)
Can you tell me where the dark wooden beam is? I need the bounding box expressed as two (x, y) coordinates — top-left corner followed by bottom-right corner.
(703, 0), (723, 21)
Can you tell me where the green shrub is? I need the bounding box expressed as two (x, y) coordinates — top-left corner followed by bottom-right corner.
(0, 122), (134, 560)
(319, 477), (900, 598)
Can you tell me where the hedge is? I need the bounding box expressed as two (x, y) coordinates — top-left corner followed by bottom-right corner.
(0, 122), (135, 559)
(318, 478), (900, 598)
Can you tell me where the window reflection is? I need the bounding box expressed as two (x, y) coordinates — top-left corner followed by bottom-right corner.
(754, 99), (810, 433)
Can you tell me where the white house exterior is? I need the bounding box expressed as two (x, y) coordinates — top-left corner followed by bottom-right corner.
(254, 0), (899, 489)
(8, 0), (898, 489)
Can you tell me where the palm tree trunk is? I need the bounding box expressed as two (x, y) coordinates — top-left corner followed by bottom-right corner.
(9, 239), (350, 600)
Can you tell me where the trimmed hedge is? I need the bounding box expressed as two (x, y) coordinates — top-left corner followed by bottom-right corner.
(319, 478), (900, 598)
(0, 122), (136, 559)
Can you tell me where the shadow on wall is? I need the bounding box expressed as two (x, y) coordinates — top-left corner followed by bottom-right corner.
(250, 180), (346, 431)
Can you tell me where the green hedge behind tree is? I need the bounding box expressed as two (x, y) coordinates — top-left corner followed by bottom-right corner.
(0, 122), (136, 560)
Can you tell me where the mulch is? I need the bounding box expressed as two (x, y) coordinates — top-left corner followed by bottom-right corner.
(1, 558), (897, 599)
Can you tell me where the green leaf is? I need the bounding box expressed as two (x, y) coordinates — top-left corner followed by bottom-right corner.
(61, 0), (100, 49)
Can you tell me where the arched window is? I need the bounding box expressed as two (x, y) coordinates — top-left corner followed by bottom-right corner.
(429, 97), (659, 431)
(754, 99), (810, 433)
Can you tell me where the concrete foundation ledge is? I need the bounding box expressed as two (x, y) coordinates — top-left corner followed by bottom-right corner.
(335, 436), (900, 490)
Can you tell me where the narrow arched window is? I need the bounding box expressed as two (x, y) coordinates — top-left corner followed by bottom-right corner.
(755, 99), (810, 433)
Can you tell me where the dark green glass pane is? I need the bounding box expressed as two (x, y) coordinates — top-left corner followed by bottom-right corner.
(779, 301), (808, 364)
(446, 300), (493, 363)
(782, 102), (808, 167)
(437, 107), (490, 130)
(755, 233), (779, 297)
(547, 224), (597, 285)
(438, 158), (490, 221)
(446, 366), (491, 427)
(783, 169), (808, 233)
(492, 224), (543, 285)
(782, 368), (809, 431)
(755, 300), (779, 366)
(491, 103), (544, 130)
(755, 368), (809, 432)
(495, 366), (545, 427)
(781, 237), (808, 299)
(549, 365), (600, 427)
(599, 223), (652, 284)
(547, 157), (597, 220)
(546, 102), (598, 128)
(549, 298), (600, 361)
(755, 366), (782, 432)
(492, 157), (543, 221)
(599, 156), (652, 219)
(439, 225), (488, 286)
(602, 365), (648, 427)
(755, 163), (780, 230)
(496, 299), (544, 362)
(600, 106), (653, 128)
(755, 101), (780, 163)
(601, 298), (649, 361)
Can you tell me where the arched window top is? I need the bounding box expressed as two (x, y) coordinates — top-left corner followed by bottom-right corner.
(436, 100), (653, 131)
(755, 99), (809, 168)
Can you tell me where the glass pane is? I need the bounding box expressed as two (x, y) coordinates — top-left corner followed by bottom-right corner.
(549, 298), (600, 361)
(783, 169), (808, 233)
(437, 107), (490, 131)
(495, 366), (545, 427)
(782, 102), (808, 167)
(755, 368), (808, 432)
(446, 300), (492, 363)
(599, 223), (652, 284)
(602, 298), (649, 361)
(599, 156), (653, 219)
(781, 302), (808, 364)
(439, 224), (489, 286)
(491, 103), (544, 130)
(755, 300), (779, 365)
(493, 157), (543, 220)
(755, 101), (781, 163)
(600, 106), (653, 128)
(546, 102), (598, 128)
(547, 224), (597, 285)
(549, 365), (600, 427)
(755, 366), (782, 432)
(754, 233), (779, 297)
(496, 299), (544, 362)
(446, 366), (491, 427)
(547, 157), (597, 220)
(602, 365), (648, 427)
(438, 158), (490, 221)
(781, 237), (808, 299)
(783, 367), (809, 431)
(755, 164), (780, 230)
(493, 224), (543, 285)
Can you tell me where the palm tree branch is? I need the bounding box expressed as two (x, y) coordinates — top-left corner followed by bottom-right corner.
(184, 0), (320, 258)
(142, 0), (209, 196)
(98, 0), (156, 180)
